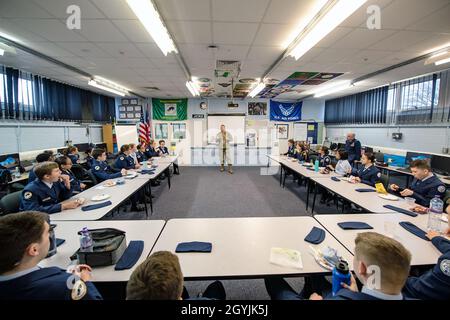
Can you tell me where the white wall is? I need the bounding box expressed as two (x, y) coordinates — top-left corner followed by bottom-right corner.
(0, 120), (103, 160)
(325, 125), (450, 155)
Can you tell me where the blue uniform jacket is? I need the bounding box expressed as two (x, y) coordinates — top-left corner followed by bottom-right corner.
(136, 151), (147, 163)
(285, 145), (295, 157)
(61, 169), (82, 194)
(144, 146), (159, 158)
(114, 153), (135, 170)
(409, 175), (447, 207)
(345, 139), (361, 163)
(28, 168), (37, 184)
(318, 155), (332, 167)
(19, 179), (72, 214)
(352, 164), (381, 187)
(0, 267), (102, 300)
(91, 159), (122, 182)
(403, 236), (450, 300)
(158, 146), (169, 155)
(84, 155), (94, 169)
(68, 154), (80, 164)
(328, 288), (408, 300)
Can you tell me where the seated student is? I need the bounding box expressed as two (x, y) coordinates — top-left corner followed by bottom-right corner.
(115, 145), (140, 170)
(332, 149), (352, 176)
(158, 140), (180, 175)
(293, 141), (308, 162)
(56, 156), (86, 195)
(136, 144), (148, 163)
(20, 162), (81, 214)
(91, 148), (127, 182)
(349, 152), (381, 187)
(28, 152), (56, 183)
(84, 148), (94, 169)
(389, 159), (446, 207)
(129, 143), (141, 169)
(0, 211), (102, 300)
(144, 139), (160, 159)
(127, 251), (225, 300)
(265, 232), (411, 300)
(283, 139), (295, 157)
(317, 146), (332, 167)
(65, 146), (80, 165)
(402, 205), (450, 300)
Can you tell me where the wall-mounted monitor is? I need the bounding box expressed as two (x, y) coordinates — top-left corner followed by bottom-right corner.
(0, 153), (21, 170)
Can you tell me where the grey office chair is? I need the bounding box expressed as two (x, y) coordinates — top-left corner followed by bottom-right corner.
(0, 191), (22, 215)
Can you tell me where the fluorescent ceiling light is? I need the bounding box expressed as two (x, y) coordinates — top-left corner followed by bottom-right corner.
(0, 42), (16, 55)
(186, 81), (199, 97)
(313, 81), (353, 98)
(288, 0), (367, 60)
(435, 57), (450, 66)
(126, 0), (177, 56)
(88, 78), (129, 97)
(248, 82), (265, 98)
(0, 49), (4, 56)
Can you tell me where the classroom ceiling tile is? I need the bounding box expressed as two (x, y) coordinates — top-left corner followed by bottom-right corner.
(212, 0), (270, 22)
(112, 20), (156, 43)
(32, 0), (105, 19)
(155, 0), (211, 21)
(330, 28), (397, 50)
(252, 23), (296, 47)
(405, 4), (450, 33)
(11, 18), (87, 42)
(90, 0), (138, 19)
(95, 42), (145, 58)
(56, 42), (110, 58)
(168, 21), (212, 44)
(0, 0), (53, 18)
(368, 31), (434, 51)
(213, 22), (259, 45)
(76, 20), (128, 42)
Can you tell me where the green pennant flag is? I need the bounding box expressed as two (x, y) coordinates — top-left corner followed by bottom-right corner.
(152, 98), (188, 121)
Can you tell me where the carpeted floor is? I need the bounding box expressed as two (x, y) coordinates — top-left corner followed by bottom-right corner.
(103, 166), (348, 299)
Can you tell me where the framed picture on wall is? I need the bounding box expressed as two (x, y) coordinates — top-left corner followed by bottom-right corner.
(122, 99), (130, 105)
(134, 106), (142, 112)
(276, 124), (289, 139)
(119, 106), (126, 112)
(155, 123), (169, 139)
(127, 113), (135, 118)
(248, 102), (267, 115)
(172, 123), (186, 139)
(126, 106), (134, 112)
(130, 99), (138, 105)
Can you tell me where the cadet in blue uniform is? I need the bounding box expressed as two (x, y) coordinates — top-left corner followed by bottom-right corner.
(28, 152), (55, 184)
(350, 152), (380, 187)
(20, 162), (81, 214)
(56, 156), (86, 195)
(144, 140), (161, 159)
(345, 133), (361, 164)
(403, 206), (450, 300)
(389, 159), (446, 207)
(66, 146), (80, 165)
(115, 144), (139, 170)
(91, 148), (126, 182)
(317, 146), (332, 167)
(0, 211), (102, 300)
(265, 232), (411, 301)
(136, 144), (147, 163)
(283, 139), (295, 157)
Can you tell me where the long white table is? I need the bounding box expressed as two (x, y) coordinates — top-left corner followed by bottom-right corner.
(376, 164), (450, 185)
(310, 176), (417, 214)
(314, 213), (443, 266)
(50, 176), (150, 221)
(39, 220), (166, 282)
(151, 217), (354, 280)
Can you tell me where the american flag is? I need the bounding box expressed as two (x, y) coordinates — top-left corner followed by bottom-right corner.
(138, 110), (150, 144)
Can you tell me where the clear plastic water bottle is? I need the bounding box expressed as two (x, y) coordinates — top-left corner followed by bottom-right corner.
(79, 227), (93, 252)
(14, 167), (20, 179)
(428, 196), (444, 232)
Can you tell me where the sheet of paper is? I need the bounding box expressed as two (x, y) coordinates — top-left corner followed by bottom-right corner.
(270, 247), (303, 269)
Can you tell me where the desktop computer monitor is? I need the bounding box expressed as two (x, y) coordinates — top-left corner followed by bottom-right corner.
(364, 147), (374, 154)
(375, 152), (384, 163)
(322, 140), (331, 148)
(405, 152), (433, 166)
(74, 143), (90, 152)
(431, 155), (450, 175)
(0, 153), (21, 170)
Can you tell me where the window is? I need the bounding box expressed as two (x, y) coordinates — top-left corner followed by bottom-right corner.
(399, 78), (439, 112)
(155, 123), (168, 139)
(18, 78), (34, 106)
(172, 123), (186, 139)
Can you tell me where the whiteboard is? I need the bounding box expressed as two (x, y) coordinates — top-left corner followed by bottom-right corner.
(115, 125), (138, 147)
(293, 123), (308, 141)
(207, 115), (245, 144)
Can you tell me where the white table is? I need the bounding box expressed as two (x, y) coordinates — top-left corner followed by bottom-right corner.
(375, 165), (450, 185)
(50, 176), (150, 221)
(39, 220), (166, 282)
(315, 214), (443, 266)
(9, 172), (29, 184)
(151, 217), (354, 280)
(310, 176), (417, 214)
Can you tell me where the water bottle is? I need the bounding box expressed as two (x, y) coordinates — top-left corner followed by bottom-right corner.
(14, 167), (20, 179)
(428, 196), (444, 232)
(79, 227), (93, 252)
(314, 159), (319, 172)
(46, 225), (57, 258)
(332, 260), (351, 296)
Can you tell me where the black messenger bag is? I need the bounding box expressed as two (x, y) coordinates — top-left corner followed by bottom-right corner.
(72, 228), (127, 267)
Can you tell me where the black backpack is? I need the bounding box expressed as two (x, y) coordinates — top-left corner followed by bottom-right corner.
(0, 167), (12, 185)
